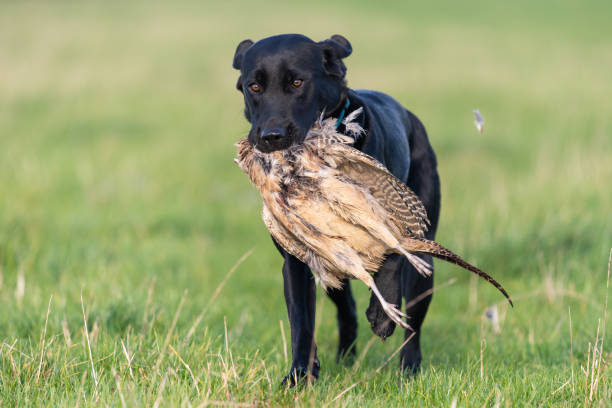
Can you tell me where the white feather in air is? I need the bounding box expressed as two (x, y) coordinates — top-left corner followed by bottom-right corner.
(473, 109), (484, 134)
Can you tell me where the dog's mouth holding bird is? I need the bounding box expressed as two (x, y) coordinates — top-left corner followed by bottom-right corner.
(235, 109), (363, 186)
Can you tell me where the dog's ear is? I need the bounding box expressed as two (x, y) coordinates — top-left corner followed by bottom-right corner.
(233, 39), (254, 70)
(235, 76), (244, 93)
(318, 34), (352, 78)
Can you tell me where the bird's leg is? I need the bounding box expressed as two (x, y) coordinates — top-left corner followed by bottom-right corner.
(396, 246), (432, 277)
(367, 277), (412, 331)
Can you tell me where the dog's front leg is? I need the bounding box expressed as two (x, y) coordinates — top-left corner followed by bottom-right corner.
(326, 280), (358, 361)
(279, 251), (320, 387)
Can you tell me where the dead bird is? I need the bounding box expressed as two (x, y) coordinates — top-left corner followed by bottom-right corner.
(235, 111), (512, 329)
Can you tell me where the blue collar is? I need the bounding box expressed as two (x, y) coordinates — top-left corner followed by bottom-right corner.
(334, 98), (351, 129)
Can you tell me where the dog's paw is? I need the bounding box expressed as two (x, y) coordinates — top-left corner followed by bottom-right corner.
(280, 360), (320, 388)
(366, 297), (397, 340)
(336, 342), (356, 364)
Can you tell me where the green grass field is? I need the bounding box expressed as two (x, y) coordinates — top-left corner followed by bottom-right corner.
(1, 1), (611, 406)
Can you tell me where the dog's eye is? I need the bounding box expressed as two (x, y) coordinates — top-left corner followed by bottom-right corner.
(249, 83), (261, 93)
(292, 79), (303, 88)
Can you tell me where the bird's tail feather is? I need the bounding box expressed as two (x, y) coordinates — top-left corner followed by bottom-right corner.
(401, 237), (513, 307)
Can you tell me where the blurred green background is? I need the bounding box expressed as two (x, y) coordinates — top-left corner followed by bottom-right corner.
(0, 1), (611, 406)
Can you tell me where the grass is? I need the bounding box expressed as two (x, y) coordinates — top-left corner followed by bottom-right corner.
(0, 0), (611, 406)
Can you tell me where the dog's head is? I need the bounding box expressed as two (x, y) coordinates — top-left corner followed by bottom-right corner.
(233, 34), (352, 152)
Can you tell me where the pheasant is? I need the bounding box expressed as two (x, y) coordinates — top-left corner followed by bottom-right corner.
(235, 109), (512, 329)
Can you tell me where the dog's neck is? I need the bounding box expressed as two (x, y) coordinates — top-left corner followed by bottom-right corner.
(327, 88), (350, 120)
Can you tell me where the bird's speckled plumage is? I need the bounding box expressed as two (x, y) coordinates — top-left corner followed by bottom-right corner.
(235, 111), (512, 328)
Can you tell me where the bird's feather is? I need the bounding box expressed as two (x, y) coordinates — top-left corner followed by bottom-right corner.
(319, 142), (430, 237)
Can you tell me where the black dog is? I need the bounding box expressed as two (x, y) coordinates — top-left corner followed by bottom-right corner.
(233, 34), (441, 386)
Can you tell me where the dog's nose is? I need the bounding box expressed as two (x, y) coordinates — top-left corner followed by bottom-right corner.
(261, 128), (286, 147)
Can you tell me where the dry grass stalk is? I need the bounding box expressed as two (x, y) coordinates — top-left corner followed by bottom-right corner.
(589, 320), (600, 401)
(224, 316), (239, 381)
(224, 316), (230, 362)
(242, 349), (261, 387)
(121, 338), (135, 380)
(375, 331), (416, 374)
(219, 354), (231, 400)
(584, 342), (591, 406)
(351, 335), (378, 373)
(570, 249), (612, 405)
(597, 351), (612, 382)
(229, 345), (238, 382)
(480, 385), (498, 407)
(404, 278), (457, 310)
(185, 249), (253, 343)
(154, 289), (188, 373)
(552, 378), (571, 395)
(584, 248), (612, 403)
(330, 332), (416, 404)
(35, 295), (53, 383)
(4, 341), (33, 361)
(152, 369), (169, 408)
(603, 248), (611, 340)
(62, 316), (72, 347)
(112, 368), (127, 408)
(261, 360), (272, 391)
(569, 306), (575, 394)
(90, 320), (100, 344)
(80, 293), (98, 397)
(169, 343), (201, 396)
(74, 369), (88, 408)
(493, 386), (501, 408)
(4, 341), (21, 385)
(593, 248), (612, 389)
(331, 382), (359, 402)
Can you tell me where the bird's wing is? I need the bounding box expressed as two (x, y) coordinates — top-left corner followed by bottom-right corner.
(319, 142), (430, 237)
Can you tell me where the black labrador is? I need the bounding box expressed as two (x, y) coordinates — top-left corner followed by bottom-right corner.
(232, 34), (441, 386)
